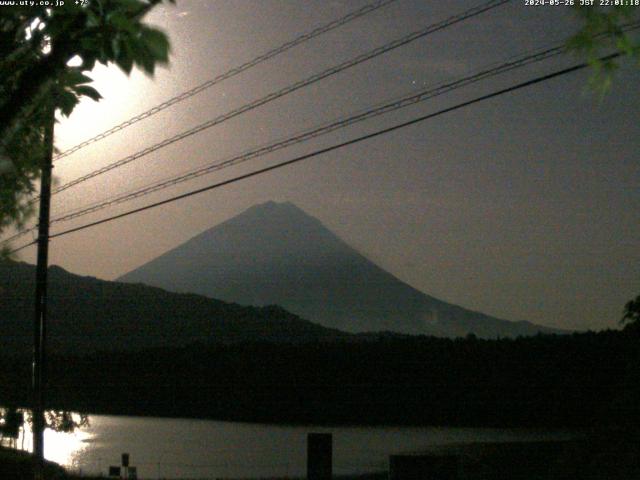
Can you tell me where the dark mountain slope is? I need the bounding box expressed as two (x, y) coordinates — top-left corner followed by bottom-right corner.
(0, 260), (349, 355)
(119, 201), (562, 338)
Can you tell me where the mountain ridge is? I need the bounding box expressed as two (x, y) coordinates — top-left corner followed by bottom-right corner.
(118, 201), (563, 338)
(0, 259), (350, 355)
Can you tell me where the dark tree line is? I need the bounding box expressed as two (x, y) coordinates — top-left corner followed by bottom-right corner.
(1, 328), (638, 428)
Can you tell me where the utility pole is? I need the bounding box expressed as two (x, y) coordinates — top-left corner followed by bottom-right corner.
(32, 105), (55, 480)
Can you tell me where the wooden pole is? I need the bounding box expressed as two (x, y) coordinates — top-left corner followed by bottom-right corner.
(32, 106), (54, 479)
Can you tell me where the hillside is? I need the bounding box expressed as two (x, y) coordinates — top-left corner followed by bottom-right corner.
(0, 259), (349, 355)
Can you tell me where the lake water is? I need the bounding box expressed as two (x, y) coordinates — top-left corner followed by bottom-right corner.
(14, 414), (575, 479)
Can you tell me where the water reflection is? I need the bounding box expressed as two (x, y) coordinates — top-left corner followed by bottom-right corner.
(1, 409), (92, 472)
(3, 410), (577, 479)
(26, 419), (92, 470)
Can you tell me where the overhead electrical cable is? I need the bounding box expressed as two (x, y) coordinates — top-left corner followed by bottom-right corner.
(46, 0), (510, 197)
(46, 22), (639, 226)
(0, 228), (34, 245)
(53, 0), (401, 161)
(0, 0), (512, 249)
(7, 51), (619, 256)
(4, 40), (561, 245)
(6, 18), (639, 248)
(51, 43), (566, 224)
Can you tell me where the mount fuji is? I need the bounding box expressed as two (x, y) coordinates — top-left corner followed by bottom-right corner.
(118, 201), (561, 338)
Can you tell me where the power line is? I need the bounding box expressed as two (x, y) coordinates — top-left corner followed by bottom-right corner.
(52, 0), (400, 162)
(7, 240), (36, 256)
(46, 0), (509, 197)
(51, 43), (566, 224)
(0, 228), (35, 245)
(7, 52), (614, 253)
(3, 0), (507, 248)
(2, 0), (508, 250)
(14, 19), (640, 242)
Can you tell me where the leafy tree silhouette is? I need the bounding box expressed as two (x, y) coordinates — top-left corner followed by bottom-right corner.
(0, 0), (173, 256)
(567, 4), (640, 94)
(621, 294), (640, 328)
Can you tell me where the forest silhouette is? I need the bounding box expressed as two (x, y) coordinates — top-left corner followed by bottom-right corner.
(1, 328), (638, 428)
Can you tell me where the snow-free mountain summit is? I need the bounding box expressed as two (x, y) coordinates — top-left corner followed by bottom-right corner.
(119, 201), (559, 338)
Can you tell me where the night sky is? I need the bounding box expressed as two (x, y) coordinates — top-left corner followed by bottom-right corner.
(13, 0), (640, 332)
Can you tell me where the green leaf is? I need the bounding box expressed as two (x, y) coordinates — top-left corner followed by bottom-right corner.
(72, 85), (102, 102)
(57, 91), (79, 117)
(128, 38), (155, 75)
(116, 40), (134, 74)
(65, 69), (93, 86)
(138, 50), (156, 75)
(109, 12), (135, 32)
(140, 26), (170, 63)
(82, 56), (97, 71)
